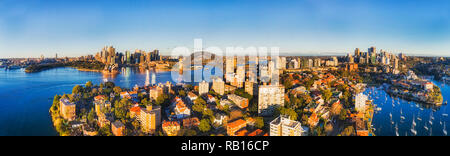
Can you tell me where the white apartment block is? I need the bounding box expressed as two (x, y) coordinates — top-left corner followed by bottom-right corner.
(258, 84), (285, 115)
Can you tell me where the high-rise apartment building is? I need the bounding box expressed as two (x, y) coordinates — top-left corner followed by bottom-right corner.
(212, 78), (225, 95)
(355, 93), (368, 113)
(60, 98), (76, 121)
(270, 115), (306, 136)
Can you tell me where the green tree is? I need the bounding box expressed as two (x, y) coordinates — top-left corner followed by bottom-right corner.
(199, 119), (211, 133)
(255, 117), (264, 129)
(113, 86), (122, 94)
(105, 82), (115, 88)
(72, 85), (83, 94)
(322, 89), (332, 102)
(178, 90), (186, 97)
(87, 108), (96, 123)
(85, 81), (93, 89)
(192, 98), (207, 113)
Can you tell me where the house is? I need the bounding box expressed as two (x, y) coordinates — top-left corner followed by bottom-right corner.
(206, 94), (216, 104)
(186, 92), (198, 104)
(182, 117), (200, 129)
(112, 121), (125, 136)
(130, 105), (141, 119)
(213, 113), (228, 127)
(227, 94), (249, 109)
(172, 97), (191, 119)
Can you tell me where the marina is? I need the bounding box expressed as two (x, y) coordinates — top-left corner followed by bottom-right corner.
(369, 80), (449, 136)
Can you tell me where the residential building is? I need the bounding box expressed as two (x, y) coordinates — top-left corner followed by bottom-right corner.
(182, 117), (200, 129)
(212, 78), (225, 95)
(227, 119), (247, 136)
(245, 80), (256, 96)
(270, 115), (307, 136)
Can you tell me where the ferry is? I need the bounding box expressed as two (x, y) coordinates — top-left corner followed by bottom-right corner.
(444, 123), (447, 136)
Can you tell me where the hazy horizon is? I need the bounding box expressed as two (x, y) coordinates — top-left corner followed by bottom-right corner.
(1, 0), (449, 58)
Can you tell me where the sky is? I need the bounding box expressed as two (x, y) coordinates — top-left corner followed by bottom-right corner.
(0, 0), (449, 58)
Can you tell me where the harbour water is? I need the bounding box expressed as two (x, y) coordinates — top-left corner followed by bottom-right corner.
(0, 67), (180, 136)
(369, 80), (449, 136)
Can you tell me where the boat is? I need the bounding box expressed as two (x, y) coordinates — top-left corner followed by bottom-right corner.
(444, 123), (447, 136)
(424, 124), (429, 131)
(411, 118), (417, 136)
(389, 113), (393, 119)
(443, 114), (448, 117)
(417, 117), (422, 121)
(395, 124), (399, 136)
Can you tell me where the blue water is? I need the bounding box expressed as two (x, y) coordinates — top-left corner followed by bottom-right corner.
(1, 67), (448, 136)
(369, 80), (449, 136)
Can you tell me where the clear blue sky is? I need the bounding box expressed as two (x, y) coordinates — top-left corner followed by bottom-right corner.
(0, 0), (449, 58)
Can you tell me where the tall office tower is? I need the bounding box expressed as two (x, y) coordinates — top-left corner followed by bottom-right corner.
(212, 78), (225, 95)
(276, 57), (287, 70)
(355, 48), (361, 57)
(258, 84), (285, 116)
(225, 56), (235, 74)
(332, 56), (338, 66)
(308, 59), (313, 68)
(314, 58), (321, 67)
(126, 51), (131, 64)
(199, 80), (209, 95)
(236, 65), (245, 84)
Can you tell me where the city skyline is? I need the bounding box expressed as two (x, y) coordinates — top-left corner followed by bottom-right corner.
(1, 0), (449, 58)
